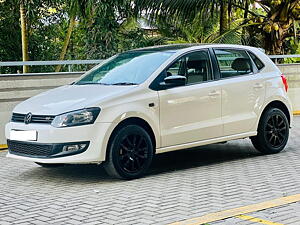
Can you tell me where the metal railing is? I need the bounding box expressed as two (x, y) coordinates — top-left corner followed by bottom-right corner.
(269, 54), (300, 59)
(269, 54), (300, 64)
(0, 60), (103, 75)
(0, 59), (103, 66)
(0, 54), (299, 76)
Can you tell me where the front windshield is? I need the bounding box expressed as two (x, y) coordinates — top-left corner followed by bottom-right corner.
(75, 51), (174, 85)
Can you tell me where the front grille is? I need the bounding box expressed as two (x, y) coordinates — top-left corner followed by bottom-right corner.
(11, 113), (55, 124)
(8, 140), (54, 157)
(11, 113), (26, 123)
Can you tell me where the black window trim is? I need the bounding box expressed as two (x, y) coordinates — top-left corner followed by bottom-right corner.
(212, 47), (258, 80)
(208, 48), (221, 80)
(247, 50), (265, 72)
(149, 48), (216, 91)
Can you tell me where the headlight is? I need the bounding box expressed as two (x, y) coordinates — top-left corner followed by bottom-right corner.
(51, 108), (100, 128)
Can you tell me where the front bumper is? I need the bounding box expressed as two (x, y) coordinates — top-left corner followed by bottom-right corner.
(7, 140), (90, 158)
(5, 122), (112, 164)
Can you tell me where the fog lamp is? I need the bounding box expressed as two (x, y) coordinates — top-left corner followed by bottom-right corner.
(62, 144), (87, 153)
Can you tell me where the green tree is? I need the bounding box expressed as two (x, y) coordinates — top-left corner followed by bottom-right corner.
(136, 0), (299, 54)
(55, 0), (95, 72)
(1, 0), (61, 73)
(82, 1), (165, 60)
(249, 0), (300, 54)
(18, 0), (57, 72)
(135, 0), (247, 35)
(0, 1), (22, 73)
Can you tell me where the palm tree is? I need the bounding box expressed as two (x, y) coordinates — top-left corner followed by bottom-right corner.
(55, 14), (76, 72)
(136, 0), (299, 54)
(135, 0), (249, 35)
(254, 0), (300, 54)
(16, 0), (56, 73)
(55, 0), (132, 72)
(19, 0), (29, 73)
(55, 0), (93, 72)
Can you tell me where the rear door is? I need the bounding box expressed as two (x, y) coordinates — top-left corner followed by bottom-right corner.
(213, 48), (266, 136)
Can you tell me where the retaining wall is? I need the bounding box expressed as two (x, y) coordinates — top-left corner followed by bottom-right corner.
(278, 64), (300, 112)
(0, 72), (84, 144)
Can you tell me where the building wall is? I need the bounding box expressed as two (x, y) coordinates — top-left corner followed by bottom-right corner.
(0, 64), (299, 145)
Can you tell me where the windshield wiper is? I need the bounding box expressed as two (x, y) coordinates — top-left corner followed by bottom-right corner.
(75, 82), (111, 85)
(111, 82), (138, 86)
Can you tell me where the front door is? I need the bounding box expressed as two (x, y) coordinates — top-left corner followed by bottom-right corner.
(158, 50), (223, 147)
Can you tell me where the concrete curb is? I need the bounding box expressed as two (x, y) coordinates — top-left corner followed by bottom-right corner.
(294, 111), (300, 116)
(0, 144), (7, 150)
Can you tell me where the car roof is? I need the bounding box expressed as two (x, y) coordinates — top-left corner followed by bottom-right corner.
(127, 44), (208, 53)
(127, 44), (260, 53)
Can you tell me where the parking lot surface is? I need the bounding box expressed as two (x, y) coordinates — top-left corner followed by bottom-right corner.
(1, 117), (300, 225)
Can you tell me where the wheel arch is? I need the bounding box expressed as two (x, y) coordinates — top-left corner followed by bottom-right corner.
(260, 100), (291, 125)
(105, 117), (157, 160)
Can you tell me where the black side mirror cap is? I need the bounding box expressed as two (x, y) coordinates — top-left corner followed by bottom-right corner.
(160, 75), (186, 88)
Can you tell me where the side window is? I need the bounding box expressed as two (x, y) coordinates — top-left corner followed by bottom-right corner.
(166, 50), (212, 85)
(214, 49), (253, 78)
(166, 57), (186, 76)
(248, 51), (265, 70)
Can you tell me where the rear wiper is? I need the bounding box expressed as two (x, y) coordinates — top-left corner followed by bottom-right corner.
(111, 82), (138, 85)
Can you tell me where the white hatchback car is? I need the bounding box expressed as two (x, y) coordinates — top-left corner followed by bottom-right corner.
(6, 44), (292, 179)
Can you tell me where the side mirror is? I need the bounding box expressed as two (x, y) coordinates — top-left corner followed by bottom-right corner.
(160, 75), (186, 88)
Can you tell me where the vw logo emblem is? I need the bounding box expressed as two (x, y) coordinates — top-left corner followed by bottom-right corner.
(24, 112), (32, 124)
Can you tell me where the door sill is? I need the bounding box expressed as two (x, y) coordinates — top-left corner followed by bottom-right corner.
(156, 131), (257, 154)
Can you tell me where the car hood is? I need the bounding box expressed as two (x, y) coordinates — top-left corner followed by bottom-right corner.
(14, 85), (136, 115)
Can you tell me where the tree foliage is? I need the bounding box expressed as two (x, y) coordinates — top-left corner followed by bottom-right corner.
(137, 0), (300, 54)
(0, 0), (299, 73)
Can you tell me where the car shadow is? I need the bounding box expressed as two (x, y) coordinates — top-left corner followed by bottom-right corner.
(21, 139), (263, 183)
(148, 140), (261, 176)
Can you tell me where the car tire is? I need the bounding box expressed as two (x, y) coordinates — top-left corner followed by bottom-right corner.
(35, 162), (64, 168)
(104, 125), (154, 179)
(251, 108), (289, 154)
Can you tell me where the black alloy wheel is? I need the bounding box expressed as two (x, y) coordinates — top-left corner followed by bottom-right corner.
(118, 133), (149, 173)
(251, 108), (289, 154)
(104, 125), (154, 179)
(264, 114), (288, 148)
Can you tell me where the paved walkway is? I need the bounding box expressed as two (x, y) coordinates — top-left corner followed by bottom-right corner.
(1, 117), (300, 225)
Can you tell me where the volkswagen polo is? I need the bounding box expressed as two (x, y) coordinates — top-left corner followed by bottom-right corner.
(5, 44), (292, 179)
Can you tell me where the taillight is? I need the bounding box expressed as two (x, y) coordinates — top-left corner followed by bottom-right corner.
(281, 74), (288, 92)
